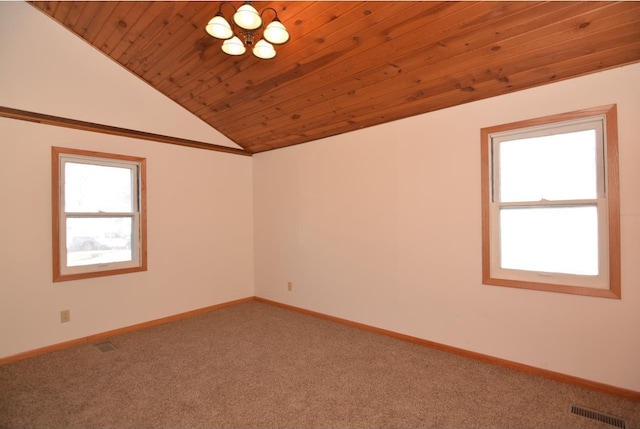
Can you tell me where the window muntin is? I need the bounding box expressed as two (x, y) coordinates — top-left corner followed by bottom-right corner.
(481, 105), (620, 298)
(52, 147), (147, 282)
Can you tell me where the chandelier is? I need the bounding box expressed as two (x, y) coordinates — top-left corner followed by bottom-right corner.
(205, 1), (290, 60)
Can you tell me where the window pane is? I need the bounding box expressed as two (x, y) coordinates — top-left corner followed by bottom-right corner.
(500, 206), (598, 275)
(66, 217), (133, 267)
(65, 162), (133, 212)
(499, 130), (597, 202)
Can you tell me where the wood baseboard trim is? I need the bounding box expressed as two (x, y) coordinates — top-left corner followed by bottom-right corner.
(0, 296), (255, 366)
(5, 295), (638, 402)
(255, 297), (640, 402)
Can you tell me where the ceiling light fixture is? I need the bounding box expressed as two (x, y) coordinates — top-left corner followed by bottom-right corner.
(206, 1), (290, 60)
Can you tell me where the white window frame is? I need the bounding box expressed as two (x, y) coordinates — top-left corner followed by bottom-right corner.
(480, 105), (620, 298)
(52, 147), (147, 282)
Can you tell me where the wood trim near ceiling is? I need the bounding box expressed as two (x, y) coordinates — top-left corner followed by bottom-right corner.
(254, 297), (640, 402)
(0, 105), (251, 156)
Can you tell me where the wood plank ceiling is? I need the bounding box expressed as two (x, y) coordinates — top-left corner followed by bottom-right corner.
(29, 1), (640, 154)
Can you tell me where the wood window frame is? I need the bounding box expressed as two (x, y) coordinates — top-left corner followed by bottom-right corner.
(480, 105), (620, 298)
(52, 147), (147, 282)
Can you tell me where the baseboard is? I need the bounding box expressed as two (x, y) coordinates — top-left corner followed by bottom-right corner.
(255, 297), (640, 402)
(4, 295), (638, 402)
(0, 296), (255, 366)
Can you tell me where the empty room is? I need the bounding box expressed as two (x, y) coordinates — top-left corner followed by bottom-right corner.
(1, 1), (639, 428)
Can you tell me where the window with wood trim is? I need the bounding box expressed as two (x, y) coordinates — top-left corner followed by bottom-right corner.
(481, 105), (620, 298)
(52, 147), (147, 282)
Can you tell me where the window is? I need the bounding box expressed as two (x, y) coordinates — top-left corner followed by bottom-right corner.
(481, 105), (620, 298)
(52, 147), (147, 282)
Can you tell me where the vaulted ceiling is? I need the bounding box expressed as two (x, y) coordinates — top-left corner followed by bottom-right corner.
(29, 1), (640, 154)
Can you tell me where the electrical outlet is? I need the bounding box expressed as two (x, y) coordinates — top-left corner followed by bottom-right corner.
(60, 310), (70, 323)
(288, 281), (293, 291)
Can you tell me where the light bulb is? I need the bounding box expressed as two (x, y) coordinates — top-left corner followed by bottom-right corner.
(233, 3), (262, 30)
(206, 14), (233, 39)
(222, 36), (246, 55)
(253, 39), (276, 59)
(263, 19), (289, 45)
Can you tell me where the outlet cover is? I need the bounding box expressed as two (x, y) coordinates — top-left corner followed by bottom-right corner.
(60, 310), (70, 323)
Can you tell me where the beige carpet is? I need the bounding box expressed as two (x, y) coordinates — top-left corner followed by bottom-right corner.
(1, 301), (638, 428)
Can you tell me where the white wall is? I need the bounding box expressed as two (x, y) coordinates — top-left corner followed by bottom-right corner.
(253, 62), (640, 392)
(0, 2), (254, 358)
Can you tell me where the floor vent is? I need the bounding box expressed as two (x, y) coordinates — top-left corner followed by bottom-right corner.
(571, 405), (626, 429)
(95, 342), (117, 353)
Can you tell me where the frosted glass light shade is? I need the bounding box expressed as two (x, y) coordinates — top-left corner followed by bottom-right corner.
(222, 36), (246, 55)
(206, 14), (233, 39)
(263, 19), (289, 44)
(233, 3), (262, 30)
(253, 39), (276, 59)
